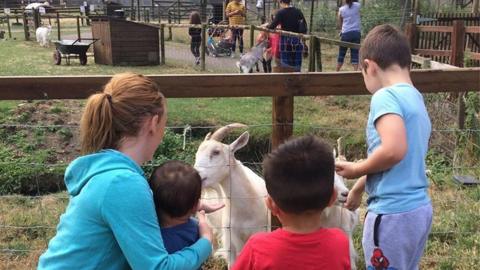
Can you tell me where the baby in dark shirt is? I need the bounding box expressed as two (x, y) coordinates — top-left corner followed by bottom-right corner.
(149, 160), (202, 254)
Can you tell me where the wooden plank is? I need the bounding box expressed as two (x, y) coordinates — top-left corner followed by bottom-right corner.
(465, 26), (480, 34)
(0, 69), (478, 100)
(451, 20), (465, 67)
(470, 52), (480, 61)
(414, 49), (452, 57)
(417, 25), (453, 33)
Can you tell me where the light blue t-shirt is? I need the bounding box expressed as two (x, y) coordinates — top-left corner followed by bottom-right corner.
(339, 2), (361, 34)
(365, 83), (431, 214)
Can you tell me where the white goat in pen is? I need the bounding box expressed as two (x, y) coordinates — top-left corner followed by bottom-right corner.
(194, 123), (269, 266)
(195, 124), (358, 268)
(36, 25), (51, 47)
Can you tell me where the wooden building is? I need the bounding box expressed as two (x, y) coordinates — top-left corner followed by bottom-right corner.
(91, 16), (159, 66)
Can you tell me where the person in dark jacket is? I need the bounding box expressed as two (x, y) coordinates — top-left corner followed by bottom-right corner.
(267, 0), (307, 72)
(189, 12), (202, 65)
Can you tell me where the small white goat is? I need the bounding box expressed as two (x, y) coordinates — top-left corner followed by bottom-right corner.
(36, 25), (51, 47)
(236, 41), (267, 73)
(194, 123), (269, 266)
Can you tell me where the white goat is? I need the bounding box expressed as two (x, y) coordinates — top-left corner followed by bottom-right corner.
(236, 41), (267, 73)
(194, 123), (269, 266)
(195, 126), (358, 268)
(36, 25), (51, 47)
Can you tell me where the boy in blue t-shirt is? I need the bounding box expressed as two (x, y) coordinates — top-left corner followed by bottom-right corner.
(335, 24), (432, 270)
(149, 160), (201, 255)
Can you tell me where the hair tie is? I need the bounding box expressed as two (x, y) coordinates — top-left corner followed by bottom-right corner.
(105, 93), (113, 104)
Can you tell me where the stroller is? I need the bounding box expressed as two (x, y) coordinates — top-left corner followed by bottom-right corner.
(206, 20), (233, 57)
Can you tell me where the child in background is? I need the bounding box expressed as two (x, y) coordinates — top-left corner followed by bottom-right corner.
(149, 160), (202, 254)
(255, 28), (272, 73)
(189, 11), (202, 65)
(335, 24), (432, 270)
(233, 136), (351, 270)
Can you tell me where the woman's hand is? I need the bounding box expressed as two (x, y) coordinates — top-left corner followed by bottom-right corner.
(198, 201), (225, 214)
(197, 210), (213, 243)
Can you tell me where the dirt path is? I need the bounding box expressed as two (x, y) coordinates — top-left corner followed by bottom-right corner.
(63, 32), (240, 73)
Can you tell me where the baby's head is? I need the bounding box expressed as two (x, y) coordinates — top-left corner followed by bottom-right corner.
(149, 161), (202, 220)
(262, 136), (336, 217)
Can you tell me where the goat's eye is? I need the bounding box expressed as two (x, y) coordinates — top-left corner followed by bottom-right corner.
(212, 150), (220, 156)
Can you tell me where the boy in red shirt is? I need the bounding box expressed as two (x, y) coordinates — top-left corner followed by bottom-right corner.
(232, 136), (351, 270)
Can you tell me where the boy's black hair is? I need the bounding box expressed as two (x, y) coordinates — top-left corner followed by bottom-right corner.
(149, 160), (202, 218)
(263, 135), (334, 214)
(279, 0), (291, 5)
(360, 24), (412, 70)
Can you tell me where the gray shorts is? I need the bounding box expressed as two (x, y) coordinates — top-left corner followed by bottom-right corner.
(362, 203), (433, 270)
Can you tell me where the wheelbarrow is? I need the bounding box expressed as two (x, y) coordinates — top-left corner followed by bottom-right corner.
(52, 38), (98, 65)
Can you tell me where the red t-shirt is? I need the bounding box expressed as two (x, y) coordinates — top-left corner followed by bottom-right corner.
(232, 227), (351, 270)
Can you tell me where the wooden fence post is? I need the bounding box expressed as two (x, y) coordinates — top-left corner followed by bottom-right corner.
(451, 20), (465, 67)
(315, 36), (322, 72)
(56, 12), (61, 41)
(130, 0), (135, 20)
(137, 0), (141, 21)
(22, 12), (30, 41)
(201, 24), (207, 71)
(33, 9), (40, 30)
(308, 36), (315, 71)
(250, 25), (255, 48)
(168, 14), (172, 40)
(405, 23), (417, 54)
(160, 24), (165, 65)
(271, 94), (294, 230)
(76, 16), (81, 41)
(451, 20), (466, 131)
(309, 0), (315, 33)
(6, 15), (12, 39)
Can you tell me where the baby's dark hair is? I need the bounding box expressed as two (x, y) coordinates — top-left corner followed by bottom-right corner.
(149, 160), (202, 218)
(360, 24), (411, 70)
(263, 136), (334, 214)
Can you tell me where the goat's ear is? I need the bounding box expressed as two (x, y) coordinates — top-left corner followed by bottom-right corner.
(204, 132), (212, 141)
(229, 131), (249, 153)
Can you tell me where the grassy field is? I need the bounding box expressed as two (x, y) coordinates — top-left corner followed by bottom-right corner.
(0, 24), (479, 270)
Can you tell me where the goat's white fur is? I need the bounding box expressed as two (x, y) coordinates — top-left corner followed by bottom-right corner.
(194, 124), (269, 266)
(195, 126), (358, 268)
(36, 25), (51, 47)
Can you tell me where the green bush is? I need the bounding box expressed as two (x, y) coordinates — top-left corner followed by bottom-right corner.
(361, 0), (403, 35)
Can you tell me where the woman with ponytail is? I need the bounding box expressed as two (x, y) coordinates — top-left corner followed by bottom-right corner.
(38, 73), (214, 270)
(336, 0), (361, 71)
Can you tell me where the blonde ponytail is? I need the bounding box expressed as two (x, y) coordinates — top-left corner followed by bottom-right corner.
(80, 73), (164, 155)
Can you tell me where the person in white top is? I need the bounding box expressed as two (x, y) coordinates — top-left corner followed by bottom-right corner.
(336, 0), (361, 71)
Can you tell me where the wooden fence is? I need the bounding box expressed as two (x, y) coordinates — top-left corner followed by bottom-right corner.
(1, 68), (479, 146)
(413, 12), (480, 66)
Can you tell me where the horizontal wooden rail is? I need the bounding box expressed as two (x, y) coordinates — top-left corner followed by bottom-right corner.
(0, 69), (478, 100)
(414, 49), (452, 57)
(465, 26), (480, 34)
(417, 25), (453, 33)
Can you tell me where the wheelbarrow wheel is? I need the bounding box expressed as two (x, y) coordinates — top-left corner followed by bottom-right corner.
(79, 53), (87, 65)
(53, 50), (61, 65)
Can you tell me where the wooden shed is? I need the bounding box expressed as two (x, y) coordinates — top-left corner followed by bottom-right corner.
(91, 17), (159, 66)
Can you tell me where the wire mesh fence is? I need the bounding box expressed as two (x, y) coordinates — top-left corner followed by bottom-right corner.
(0, 93), (478, 269)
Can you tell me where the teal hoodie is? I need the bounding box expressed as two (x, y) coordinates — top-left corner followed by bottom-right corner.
(38, 149), (211, 270)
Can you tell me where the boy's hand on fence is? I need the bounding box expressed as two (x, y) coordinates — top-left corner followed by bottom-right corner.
(197, 210), (213, 243)
(335, 160), (360, 179)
